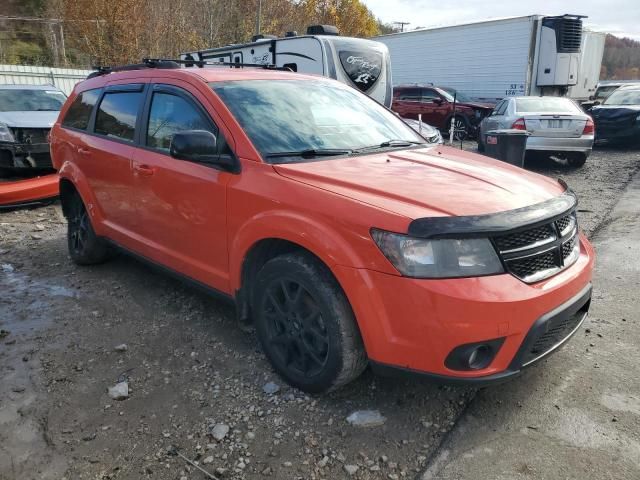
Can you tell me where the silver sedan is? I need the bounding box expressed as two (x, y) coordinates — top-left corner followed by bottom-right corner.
(478, 96), (594, 167)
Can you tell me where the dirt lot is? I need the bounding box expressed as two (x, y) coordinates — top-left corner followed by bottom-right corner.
(1, 146), (639, 480)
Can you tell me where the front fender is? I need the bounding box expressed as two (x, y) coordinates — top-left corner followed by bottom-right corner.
(228, 209), (386, 292)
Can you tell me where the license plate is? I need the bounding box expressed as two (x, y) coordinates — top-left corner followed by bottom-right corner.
(545, 119), (565, 128)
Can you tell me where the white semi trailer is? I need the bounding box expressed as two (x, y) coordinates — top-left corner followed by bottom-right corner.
(375, 14), (592, 102)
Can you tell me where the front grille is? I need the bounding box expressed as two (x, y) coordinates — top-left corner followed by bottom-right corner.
(520, 304), (587, 366)
(493, 225), (554, 252)
(493, 211), (579, 283)
(12, 128), (50, 145)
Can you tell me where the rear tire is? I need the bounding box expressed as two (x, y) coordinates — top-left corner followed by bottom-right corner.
(252, 252), (367, 393)
(477, 138), (485, 153)
(66, 192), (110, 265)
(567, 152), (587, 168)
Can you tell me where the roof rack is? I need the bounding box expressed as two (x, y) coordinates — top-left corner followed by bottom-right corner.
(87, 57), (292, 79)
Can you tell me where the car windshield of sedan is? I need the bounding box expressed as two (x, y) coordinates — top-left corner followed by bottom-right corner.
(604, 89), (640, 106)
(516, 97), (582, 114)
(212, 79), (425, 163)
(0, 89), (66, 112)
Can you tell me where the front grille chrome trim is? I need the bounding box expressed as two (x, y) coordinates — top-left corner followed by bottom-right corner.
(499, 235), (556, 255)
(493, 210), (580, 283)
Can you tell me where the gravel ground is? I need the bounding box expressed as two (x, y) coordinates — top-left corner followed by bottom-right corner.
(1, 145), (639, 480)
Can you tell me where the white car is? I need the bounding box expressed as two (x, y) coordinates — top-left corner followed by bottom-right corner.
(478, 96), (594, 167)
(0, 84), (66, 174)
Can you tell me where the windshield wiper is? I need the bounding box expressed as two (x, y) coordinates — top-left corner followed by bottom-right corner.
(355, 139), (425, 153)
(35, 108), (59, 111)
(265, 148), (352, 159)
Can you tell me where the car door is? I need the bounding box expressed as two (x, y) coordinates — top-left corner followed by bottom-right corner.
(392, 88), (422, 119)
(130, 82), (233, 292)
(81, 83), (146, 239)
(421, 88), (450, 129)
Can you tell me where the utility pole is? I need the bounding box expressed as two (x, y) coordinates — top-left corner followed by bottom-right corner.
(255, 0), (262, 35)
(392, 21), (410, 32)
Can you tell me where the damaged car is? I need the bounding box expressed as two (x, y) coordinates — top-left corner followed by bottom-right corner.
(590, 84), (640, 146)
(0, 84), (66, 175)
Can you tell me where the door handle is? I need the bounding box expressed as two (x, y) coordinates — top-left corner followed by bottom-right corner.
(78, 147), (91, 155)
(133, 163), (155, 176)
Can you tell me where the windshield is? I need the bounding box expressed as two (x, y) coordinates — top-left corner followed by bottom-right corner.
(441, 88), (471, 102)
(515, 97), (581, 114)
(212, 79), (424, 162)
(604, 88), (640, 106)
(0, 89), (66, 112)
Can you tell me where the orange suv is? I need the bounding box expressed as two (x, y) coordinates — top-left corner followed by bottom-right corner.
(50, 61), (594, 393)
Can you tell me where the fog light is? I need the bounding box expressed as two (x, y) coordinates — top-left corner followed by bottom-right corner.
(445, 338), (505, 371)
(467, 345), (492, 370)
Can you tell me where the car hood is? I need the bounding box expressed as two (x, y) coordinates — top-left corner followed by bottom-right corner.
(273, 146), (565, 220)
(0, 111), (60, 128)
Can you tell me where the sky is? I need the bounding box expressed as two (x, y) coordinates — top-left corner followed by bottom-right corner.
(362, 0), (640, 40)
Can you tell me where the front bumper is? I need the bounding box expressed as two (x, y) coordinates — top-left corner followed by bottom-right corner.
(0, 141), (53, 170)
(525, 135), (593, 154)
(333, 233), (594, 383)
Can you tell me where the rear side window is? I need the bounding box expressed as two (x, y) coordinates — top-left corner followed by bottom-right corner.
(396, 88), (420, 101)
(146, 92), (215, 151)
(494, 100), (508, 115)
(62, 89), (101, 130)
(95, 91), (144, 142)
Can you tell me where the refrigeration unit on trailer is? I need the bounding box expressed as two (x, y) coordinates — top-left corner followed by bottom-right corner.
(181, 25), (392, 107)
(375, 14), (587, 102)
(568, 30), (606, 101)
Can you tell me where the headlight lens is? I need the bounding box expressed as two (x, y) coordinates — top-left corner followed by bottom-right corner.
(371, 229), (504, 278)
(0, 123), (15, 143)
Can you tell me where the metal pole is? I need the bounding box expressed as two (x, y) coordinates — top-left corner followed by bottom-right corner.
(59, 21), (67, 66)
(418, 113), (422, 135)
(449, 92), (457, 145)
(255, 0), (262, 35)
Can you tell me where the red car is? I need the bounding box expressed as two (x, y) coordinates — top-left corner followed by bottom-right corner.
(392, 85), (494, 140)
(50, 61), (593, 392)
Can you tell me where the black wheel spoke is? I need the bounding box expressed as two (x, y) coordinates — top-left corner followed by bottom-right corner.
(261, 277), (330, 377)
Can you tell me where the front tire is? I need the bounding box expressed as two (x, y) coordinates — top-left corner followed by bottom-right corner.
(66, 193), (110, 265)
(447, 116), (468, 141)
(252, 252), (367, 393)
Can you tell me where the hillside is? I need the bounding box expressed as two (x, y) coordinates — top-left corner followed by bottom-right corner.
(602, 34), (640, 79)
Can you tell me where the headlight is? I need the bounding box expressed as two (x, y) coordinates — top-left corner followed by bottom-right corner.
(0, 123), (15, 143)
(371, 229), (504, 278)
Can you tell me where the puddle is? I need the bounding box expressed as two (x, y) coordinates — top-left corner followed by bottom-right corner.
(0, 262), (77, 335)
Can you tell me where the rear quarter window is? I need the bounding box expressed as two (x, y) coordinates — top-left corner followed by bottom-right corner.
(94, 91), (144, 142)
(61, 89), (101, 130)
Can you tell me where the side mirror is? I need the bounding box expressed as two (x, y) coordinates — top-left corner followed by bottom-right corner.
(170, 130), (238, 172)
(588, 95), (595, 100)
(433, 98), (444, 105)
(171, 130), (217, 161)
